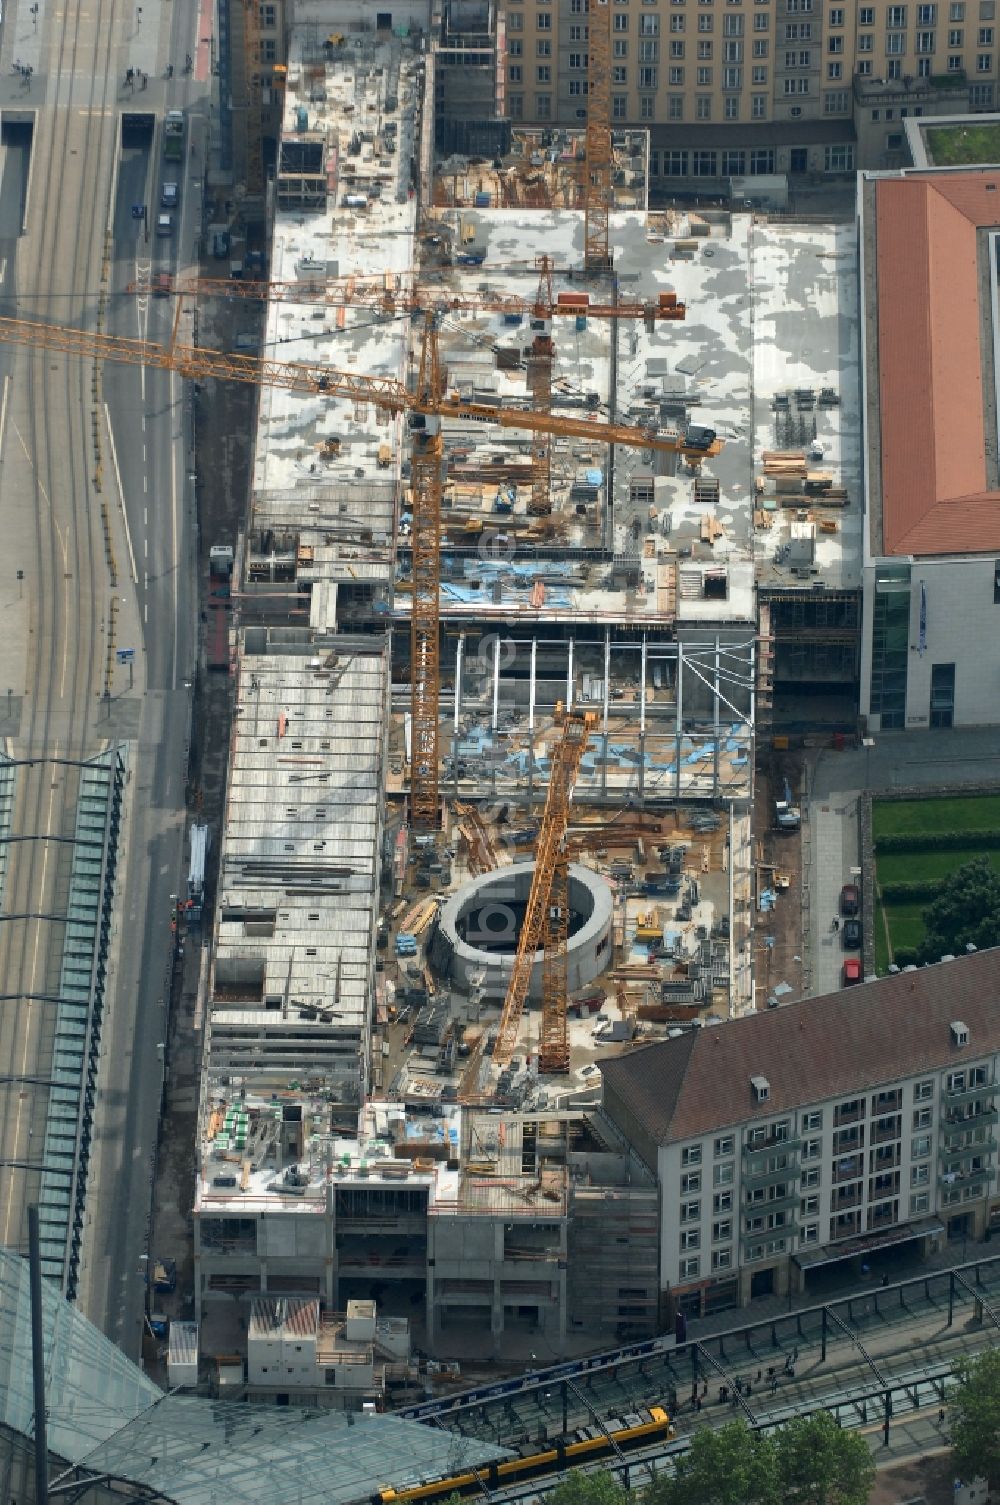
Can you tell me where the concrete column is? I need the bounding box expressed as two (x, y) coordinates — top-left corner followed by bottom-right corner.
(492, 1223), (505, 1354)
(566, 635), (574, 710)
(675, 642), (684, 802)
(491, 634), (501, 731)
(713, 635), (721, 795)
(426, 1221), (437, 1348)
(639, 634), (647, 803)
(602, 629), (611, 799)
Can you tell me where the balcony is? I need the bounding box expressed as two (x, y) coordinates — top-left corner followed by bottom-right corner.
(944, 1081), (998, 1108)
(831, 1188), (862, 1212)
(743, 1160), (798, 1190)
(940, 1139), (997, 1164)
(743, 1190), (799, 1217)
(833, 1157), (864, 1184)
(871, 1121), (902, 1146)
(943, 1105), (999, 1132)
(940, 1166), (992, 1194)
(741, 1226), (794, 1256)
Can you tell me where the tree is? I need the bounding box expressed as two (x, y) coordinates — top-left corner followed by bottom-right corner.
(773, 1411), (874, 1505)
(546, 1470), (631, 1505)
(646, 1421), (779, 1505)
(917, 856), (1000, 963)
(951, 1348), (1000, 1490)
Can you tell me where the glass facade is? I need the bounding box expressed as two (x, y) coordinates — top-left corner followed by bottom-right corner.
(870, 564), (911, 728)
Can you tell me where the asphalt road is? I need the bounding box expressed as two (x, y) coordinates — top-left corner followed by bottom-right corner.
(0, 3), (204, 1356)
(74, 103), (206, 1348)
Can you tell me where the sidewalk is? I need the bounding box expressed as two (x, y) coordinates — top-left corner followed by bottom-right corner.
(689, 1230), (996, 1345)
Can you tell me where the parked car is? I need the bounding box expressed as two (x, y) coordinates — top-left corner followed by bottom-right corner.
(840, 882), (860, 917)
(842, 958), (862, 987)
(842, 918), (862, 950)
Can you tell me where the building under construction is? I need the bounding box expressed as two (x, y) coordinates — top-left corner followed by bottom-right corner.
(189, 1), (861, 1372)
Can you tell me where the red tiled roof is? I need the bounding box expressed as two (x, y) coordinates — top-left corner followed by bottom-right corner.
(875, 172), (1000, 556)
(599, 946), (1000, 1145)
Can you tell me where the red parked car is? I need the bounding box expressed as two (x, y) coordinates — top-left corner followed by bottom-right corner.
(842, 958), (862, 987)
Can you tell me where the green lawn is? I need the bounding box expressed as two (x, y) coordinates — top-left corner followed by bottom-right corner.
(872, 793), (1000, 970)
(926, 124), (1000, 166)
(872, 793), (1000, 838)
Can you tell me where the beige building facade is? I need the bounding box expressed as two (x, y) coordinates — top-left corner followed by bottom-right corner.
(503, 0), (1000, 188)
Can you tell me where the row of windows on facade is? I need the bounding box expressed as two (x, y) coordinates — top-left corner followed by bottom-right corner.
(511, 13), (998, 43)
(511, 44), (996, 79)
(678, 1133), (992, 1222)
(507, 0), (998, 18)
(675, 1070), (994, 1168)
(674, 1180), (977, 1279)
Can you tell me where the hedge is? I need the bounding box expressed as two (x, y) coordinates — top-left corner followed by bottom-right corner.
(892, 946), (920, 968)
(875, 829), (1000, 853)
(879, 879), (945, 902)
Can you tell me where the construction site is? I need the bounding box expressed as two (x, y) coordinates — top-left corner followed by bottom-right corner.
(54, 3), (861, 1381)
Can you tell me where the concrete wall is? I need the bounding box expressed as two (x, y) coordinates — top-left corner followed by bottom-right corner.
(292, 0), (433, 28)
(432, 863), (613, 1002)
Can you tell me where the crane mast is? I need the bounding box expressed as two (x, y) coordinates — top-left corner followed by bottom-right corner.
(493, 710), (594, 1071)
(584, 0), (614, 273)
(525, 256), (555, 517)
(409, 318), (444, 831)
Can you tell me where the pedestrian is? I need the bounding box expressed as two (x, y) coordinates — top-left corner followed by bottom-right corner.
(702, 1380), (708, 1397)
(881, 1273), (889, 1288)
(938, 1407), (946, 1427)
(769, 1377), (778, 1396)
(695, 1396), (702, 1412)
(141, 71), (147, 89)
(719, 1385), (727, 1404)
(755, 1369), (762, 1383)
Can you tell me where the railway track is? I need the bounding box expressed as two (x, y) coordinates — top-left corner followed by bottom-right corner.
(0, 0), (123, 1279)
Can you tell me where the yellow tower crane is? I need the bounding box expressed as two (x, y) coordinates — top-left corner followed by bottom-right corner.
(493, 708), (595, 1076)
(584, 0), (614, 273)
(0, 312), (720, 832)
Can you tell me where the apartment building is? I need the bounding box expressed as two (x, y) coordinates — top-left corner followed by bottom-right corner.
(600, 947), (1000, 1319)
(504, 0), (1000, 192)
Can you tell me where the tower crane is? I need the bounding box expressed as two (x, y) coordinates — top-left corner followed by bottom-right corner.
(0, 313), (716, 455)
(524, 256), (555, 517)
(133, 257), (686, 519)
(583, 0), (614, 273)
(129, 267), (687, 324)
(494, 708), (595, 1075)
(0, 313), (720, 831)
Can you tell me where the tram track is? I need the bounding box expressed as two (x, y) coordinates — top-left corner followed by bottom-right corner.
(0, 0), (124, 1275)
